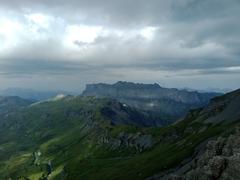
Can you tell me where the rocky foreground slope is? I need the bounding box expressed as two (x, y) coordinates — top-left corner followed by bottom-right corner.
(0, 89), (239, 180)
(82, 81), (220, 123)
(149, 89), (240, 180)
(177, 130), (240, 179)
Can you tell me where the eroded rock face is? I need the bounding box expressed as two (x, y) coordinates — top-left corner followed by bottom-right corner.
(98, 132), (153, 152)
(168, 128), (240, 180)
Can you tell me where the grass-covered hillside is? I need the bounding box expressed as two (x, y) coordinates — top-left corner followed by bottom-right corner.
(0, 89), (239, 180)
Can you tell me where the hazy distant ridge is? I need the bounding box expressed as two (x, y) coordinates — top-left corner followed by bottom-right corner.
(82, 81), (221, 121)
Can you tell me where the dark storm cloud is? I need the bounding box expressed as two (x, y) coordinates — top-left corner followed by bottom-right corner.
(0, 0), (239, 90)
(1, 0), (239, 24)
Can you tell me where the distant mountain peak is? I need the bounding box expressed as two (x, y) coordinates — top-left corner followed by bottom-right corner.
(82, 81), (221, 123)
(114, 81), (161, 88)
(85, 81), (162, 90)
(0, 87), (74, 101)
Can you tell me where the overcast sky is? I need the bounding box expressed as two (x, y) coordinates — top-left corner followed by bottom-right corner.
(0, 0), (239, 92)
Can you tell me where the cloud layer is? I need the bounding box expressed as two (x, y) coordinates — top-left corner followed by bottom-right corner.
(0, 0), (239, 91)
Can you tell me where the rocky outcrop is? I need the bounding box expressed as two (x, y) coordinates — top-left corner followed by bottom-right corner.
(165, 127), (240, 180)
(99, 132), (153, 152)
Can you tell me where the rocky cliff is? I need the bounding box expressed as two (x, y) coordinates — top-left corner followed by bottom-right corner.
(162, 127), (240, 180)
(82, 81), (221, 122)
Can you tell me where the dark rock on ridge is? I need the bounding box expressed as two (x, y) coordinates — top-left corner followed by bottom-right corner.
(165, 128), (240, 180)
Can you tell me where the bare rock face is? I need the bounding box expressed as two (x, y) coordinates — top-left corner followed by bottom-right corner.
(98, 132), (153, 152)
(148, 126), (240, 180)
(186, 156), (227, 179)
(170, 128), (240, 180)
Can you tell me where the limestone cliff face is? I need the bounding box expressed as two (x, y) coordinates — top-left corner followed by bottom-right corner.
(82, 81), (220, 122)
(189, 131), (240, 180)
(98, 131), (153, 152)
(166, 128), (240, 180)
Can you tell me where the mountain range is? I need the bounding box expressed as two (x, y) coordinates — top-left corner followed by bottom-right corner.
(82, 81), (221, 123)
(0, 83), (239, 179)
(0, 88), (74, 101)
(0, 96), (33, 115)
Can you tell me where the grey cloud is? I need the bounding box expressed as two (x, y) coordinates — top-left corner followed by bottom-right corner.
(0, 59), (84, 75)
(0, 0), (239, 90)
(1, 0), (239, 25)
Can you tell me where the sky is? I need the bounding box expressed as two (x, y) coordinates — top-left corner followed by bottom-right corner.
(0, 0), (239, 92)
